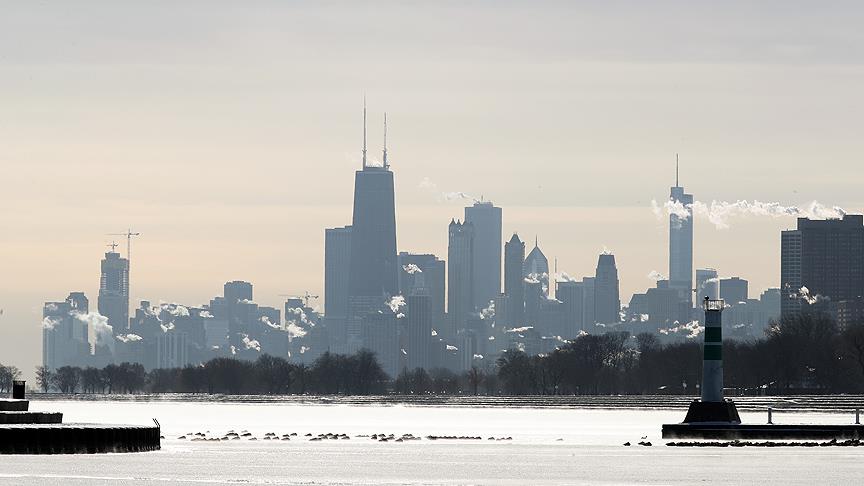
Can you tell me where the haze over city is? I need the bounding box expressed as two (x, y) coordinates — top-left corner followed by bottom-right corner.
(3, 1), (864, 376)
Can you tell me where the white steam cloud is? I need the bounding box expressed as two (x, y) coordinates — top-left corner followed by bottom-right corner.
(402, 264), (423, 275)
(241, 334), (261, 352)
(116, 333), (143, 343)
(73, 311), (113, 345)
(658, 320), (703, 339)
(387, 295), (406, 319)
(653, 199), (847, 229)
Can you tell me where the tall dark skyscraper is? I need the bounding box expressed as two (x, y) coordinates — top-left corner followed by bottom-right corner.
(669, 159), (693, 309)
(346, 105), (398, 351)
(781, 215), (864, 317)
(98, 247), (129, 333)
(504, 233), (525, 327)
(465, 200), (502, 312)
(447, 219), (474, 338)
(594, 254), (621, 325)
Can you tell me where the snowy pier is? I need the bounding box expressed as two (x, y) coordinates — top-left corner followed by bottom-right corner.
(0, 396), (159, 454)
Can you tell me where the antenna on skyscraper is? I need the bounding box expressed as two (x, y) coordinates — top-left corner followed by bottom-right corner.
(362, 97), (367, 169)
(383, 112), (388, 169)
(676, 153), (679, 187)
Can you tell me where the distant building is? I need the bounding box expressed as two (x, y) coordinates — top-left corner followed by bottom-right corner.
(157, 332), (188, 369)
(720, 277), (749, 305)
(523, 278), (543, 327)
(781, 215), (864, 318)
(581, 277), (596, 328)
(724, 288), (782, 339)
(504, 234), (526, 327)
(361, 311), (399, 379)
(556, 280), (584, 337)
(669, 165), (694, 309)
(43, 293), (91, 369)
(406, 284), (433, 371)
(398, 252), (445, 333)
(324, 226), (352, 320)
(346, 114), (399, 352)
(523, 238), (549, 296)
(696, 268), (720, 301)
(465, 201), (503, 312)
(628, 280), (685, 331)
(594, 254), (621, 325)
(223, 280), (253, 343)
(835, 297), (864, 330)
(447, 219), (474, 338)
(98, 250), (129, 333)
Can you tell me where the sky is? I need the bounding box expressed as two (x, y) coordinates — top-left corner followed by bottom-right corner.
(2, 1), (864, 378)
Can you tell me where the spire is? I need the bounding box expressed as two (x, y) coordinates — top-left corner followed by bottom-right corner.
(362, 97), (367, 169)
(383, 112), (388, 169)
(535, 235), (539, 248)
(675, 153), (679, 187)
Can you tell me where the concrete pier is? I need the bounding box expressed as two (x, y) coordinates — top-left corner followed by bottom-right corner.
(0, 424), (160, 454)
(0, 390), (159, 454)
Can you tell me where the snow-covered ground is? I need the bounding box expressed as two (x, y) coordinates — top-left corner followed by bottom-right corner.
(1, 399), (862, 485)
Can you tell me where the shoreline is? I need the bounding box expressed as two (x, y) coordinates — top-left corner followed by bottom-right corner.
(25, 393), (864, 413)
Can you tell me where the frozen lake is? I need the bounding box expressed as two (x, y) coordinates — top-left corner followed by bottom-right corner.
(1, 397), (863, 485)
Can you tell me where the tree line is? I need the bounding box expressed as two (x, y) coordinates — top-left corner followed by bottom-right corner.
(10, 313), (864, 396)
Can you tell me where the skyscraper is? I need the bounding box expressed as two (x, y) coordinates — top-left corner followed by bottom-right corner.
(325, 226), (352, 318)
(447, 219), (474, 338)
(669, 159), (694, 309)
(720, 277), (749, 305)
(523, 238), (550, 296)
(398, 252), (445, 332)
(504, 233), (525, 327)
(346, 104), (398, 351)
(43, 292), (90, 369)
(696, 268), (720, 301)
(465, 200), (502, 312)
(223, 280), (253, 344)
(781, 215), (864, 317)
(556, 280), (584, 337)
(98, 248), (129, 333)
(594, 254), (621, 325)
(406, 275), (433, 371)
(582, 276), (596, 327)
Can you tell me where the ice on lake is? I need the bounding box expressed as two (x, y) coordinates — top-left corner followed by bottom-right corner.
(1, 398), (862, 485)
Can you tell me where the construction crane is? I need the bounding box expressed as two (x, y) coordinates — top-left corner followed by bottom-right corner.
(279, 291), (319, 308)
(107, 228), (141, 312)
(107, 228), (141, 262)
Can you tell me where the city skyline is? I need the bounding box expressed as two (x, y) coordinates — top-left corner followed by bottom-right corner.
(4, 1), (864, 379)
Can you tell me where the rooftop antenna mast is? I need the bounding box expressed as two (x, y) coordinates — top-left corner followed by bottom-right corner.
(676, 153), (679, 187)
(362, 97), (367, 169)
(383, 112), (389, 169)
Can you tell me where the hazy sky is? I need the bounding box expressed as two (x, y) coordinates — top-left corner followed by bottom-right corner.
(2, 1), (864, 377)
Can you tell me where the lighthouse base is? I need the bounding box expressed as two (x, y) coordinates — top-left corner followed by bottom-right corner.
(682, 399), (741, 424)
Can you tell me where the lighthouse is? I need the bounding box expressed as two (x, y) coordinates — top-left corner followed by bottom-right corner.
(682, 297), (741, 423)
